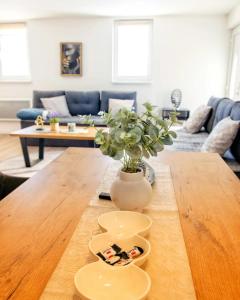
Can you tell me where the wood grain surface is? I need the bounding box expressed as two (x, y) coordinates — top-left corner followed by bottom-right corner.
(10, 126), (104, 140)
(0, 148), (110, 300)
(41, 162), (196, 300)
(161, 152), (240, 300)
(1, 149), (240, 300)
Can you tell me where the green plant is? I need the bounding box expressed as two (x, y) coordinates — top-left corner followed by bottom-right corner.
(49, 117), (60, 124)
(95, 103), (178, 173)
(83, 114), (95, 127)
(48, 112), (60, 124)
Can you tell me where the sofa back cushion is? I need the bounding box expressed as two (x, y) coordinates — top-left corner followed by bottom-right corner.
(33, 90), (65, 108)
(101, 91), (137, 112)
(212, 98), (234, 128)
(65, 91), (100, 115)
(204, 96), (222, 133)
(230, 101), (240, 162)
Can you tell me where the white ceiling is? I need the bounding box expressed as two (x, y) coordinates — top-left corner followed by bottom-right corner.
(0, 0), (239, 21)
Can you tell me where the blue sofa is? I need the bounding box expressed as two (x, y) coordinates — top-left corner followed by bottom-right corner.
(168, 96), (240, 177)
(17, 90), (137, 147)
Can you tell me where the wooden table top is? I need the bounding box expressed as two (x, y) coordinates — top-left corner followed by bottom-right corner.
(10, 126), (104, 140)
(0, 149), (240, 300)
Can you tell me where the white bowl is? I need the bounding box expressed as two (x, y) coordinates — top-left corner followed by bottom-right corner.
(98, 211), (152, 238)
(89, 232), (151, 267)
(74, 261), (151, 300)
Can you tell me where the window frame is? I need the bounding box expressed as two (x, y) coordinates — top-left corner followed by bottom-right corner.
(0, 23), (31, 82)
(112, 19), (153, 84)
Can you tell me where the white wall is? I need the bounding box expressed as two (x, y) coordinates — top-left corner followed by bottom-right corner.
(228, 4), (240, 29)
(0, 15), (230, 112)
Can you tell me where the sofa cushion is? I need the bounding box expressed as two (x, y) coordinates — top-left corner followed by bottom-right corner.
(230, 101), (240, 162)
(205, 96), (222, 133)
(201, 117), (239, 156)
(101, 91), (137, 112)
(65, 91), (100, 116)
(41, 95), (71, 117)
(183, 105), (212, 133)
(212, 98), (234, 128)
(109, 99), (134, 114)
(33, 90), (65, 108)
(16, 108), (45, 120)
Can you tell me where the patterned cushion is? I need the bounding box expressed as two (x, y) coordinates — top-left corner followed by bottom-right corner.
(201, 117), (239, 155)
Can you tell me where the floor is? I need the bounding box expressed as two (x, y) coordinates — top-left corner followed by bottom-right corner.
(0, 135), (66, 162)
(0, 135), (67, 177)
(0, 135), (23, 161)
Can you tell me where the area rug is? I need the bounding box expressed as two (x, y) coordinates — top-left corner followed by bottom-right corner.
(0, 148), (65, 178)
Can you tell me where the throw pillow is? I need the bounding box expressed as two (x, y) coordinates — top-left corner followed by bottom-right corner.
(183, 105), (212, 134)
(201, 117), (239, 155)
(109, 99), (134, 115)
(41, 95), (71, 117)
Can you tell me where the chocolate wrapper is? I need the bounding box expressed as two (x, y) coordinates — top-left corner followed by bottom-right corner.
(127, 246), (144, 259)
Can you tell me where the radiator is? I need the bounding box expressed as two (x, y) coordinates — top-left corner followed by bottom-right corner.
(0, 98), (31, 120)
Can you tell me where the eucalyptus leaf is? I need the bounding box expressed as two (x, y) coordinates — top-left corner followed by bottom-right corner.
(93, 103), (177, 172)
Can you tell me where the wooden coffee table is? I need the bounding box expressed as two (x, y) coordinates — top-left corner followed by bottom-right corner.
(0, 149), (240, 299)
(10, 125), (102, 167)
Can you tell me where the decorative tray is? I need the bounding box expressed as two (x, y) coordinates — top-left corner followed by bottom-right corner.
(60, 128), (89, 134)
(74, 211), (152, 300)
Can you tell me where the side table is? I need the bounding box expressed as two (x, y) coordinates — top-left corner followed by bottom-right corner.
(161, 108), (190, 120)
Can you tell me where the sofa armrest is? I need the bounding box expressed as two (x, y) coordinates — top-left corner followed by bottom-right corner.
(16, 108), (45, 121)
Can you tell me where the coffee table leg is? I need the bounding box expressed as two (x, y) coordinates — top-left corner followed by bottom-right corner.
(39, 138), (45, 160)
(20, 138), (31, 168)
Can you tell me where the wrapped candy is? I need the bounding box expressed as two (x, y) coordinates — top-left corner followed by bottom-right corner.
(127, 246), (144, 259)
(96, 244), (144, 266)
(115, 258), (133, 266)
(97, 244), (121, 261)
(106, 256), (121, 265)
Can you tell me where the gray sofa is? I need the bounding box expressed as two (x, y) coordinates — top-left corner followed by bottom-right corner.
(167, 96), (240, 177)
(17, 90), (137, 147)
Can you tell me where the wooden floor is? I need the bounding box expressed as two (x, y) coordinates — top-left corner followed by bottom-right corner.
(0, 135), (43, 163)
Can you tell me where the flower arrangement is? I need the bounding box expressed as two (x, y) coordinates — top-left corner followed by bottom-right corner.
(48, 112), (60, 124)
(95, 103), (178, 173)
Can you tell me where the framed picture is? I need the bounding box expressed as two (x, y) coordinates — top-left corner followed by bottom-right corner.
(60, 42), (82, 76)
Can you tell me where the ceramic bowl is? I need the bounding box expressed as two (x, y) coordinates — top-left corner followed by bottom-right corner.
(89, 232), (151, 267)
(98, 211), (152, 238)
(74, 261), (151, 300)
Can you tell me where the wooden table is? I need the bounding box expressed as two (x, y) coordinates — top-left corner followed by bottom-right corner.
(0, 149), (240, 300)
(10, 126), (101, 167)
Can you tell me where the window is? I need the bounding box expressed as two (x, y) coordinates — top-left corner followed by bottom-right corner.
(113, 20), (152, 83)
(0, 24), (30, 81)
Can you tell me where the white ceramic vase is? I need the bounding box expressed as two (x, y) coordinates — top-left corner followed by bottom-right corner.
(110, 169), (152, 211)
